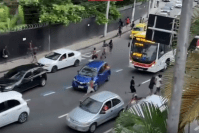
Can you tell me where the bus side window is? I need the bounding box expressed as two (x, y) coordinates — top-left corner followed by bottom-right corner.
(165, 45), (172, 53)
(158, 44), (165, 59)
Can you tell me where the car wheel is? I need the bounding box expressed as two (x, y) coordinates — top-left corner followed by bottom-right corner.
(51, 66), (57, 73)
(94, 84), (98, 91)
(106, 75), (110, 82)
(40, 78), (46, 87)
(89, 123), (97, 133)
(18, 112), (28, 124)
(74, 60), (80, 67)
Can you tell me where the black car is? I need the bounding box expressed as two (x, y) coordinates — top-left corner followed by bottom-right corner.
(0, 64), (47, 92)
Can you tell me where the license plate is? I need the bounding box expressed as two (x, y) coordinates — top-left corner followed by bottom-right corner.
(138, 68), (143, 71)
(78, 86), (84, 89)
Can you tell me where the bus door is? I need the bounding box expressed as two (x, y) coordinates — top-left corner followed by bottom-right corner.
(157, 44), (166, 71)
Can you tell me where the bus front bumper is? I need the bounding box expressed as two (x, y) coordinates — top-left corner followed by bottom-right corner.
(129, 62), (157, 73)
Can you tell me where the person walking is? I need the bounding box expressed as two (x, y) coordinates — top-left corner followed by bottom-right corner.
(119, 19), (124, 28)
(149, 76), (156, 95)
(157, 0), (160, 8)
(83, 78), (95, 98)
(140, 17), (142, 23)
(118, 26), (122, 37)
(131, 21), (135, 30)
(92, 47), (98, 59)
(130, 76), (137, 95)
(2, 46), (10, 63)
(100, 47), (106, 59)
(125, 17), (130, 27)
(108, 40), (113, 53)
(154, 74), (162, 95)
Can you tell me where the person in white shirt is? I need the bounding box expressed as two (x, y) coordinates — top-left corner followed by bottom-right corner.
(155, 74), (162, 95)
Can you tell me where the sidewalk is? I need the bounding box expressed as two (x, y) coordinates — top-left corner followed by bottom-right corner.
(0, 2), (163, 74)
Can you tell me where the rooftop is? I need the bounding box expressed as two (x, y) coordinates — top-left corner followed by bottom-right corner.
(0, 91), (22, 103)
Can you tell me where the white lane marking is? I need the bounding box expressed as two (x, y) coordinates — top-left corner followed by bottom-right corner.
(43, 92), (55, 96)
(194, 126), (199, 131)
(82, 55), (92, 58)
(82, 50), (101, 58)
(116, 69), (123, 72)
(58, 113), (68, 118)
(88, 59), (93, 62)
(84, 52), (92, 55)
(25, 99), (31, 102)
(104, 128), (113, 133)
(65, 86), (72, 90)
(141, 79), (150, 84)
(81, 57), (86, 60)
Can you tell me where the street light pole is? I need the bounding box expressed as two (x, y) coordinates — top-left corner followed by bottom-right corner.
(131, 0), (136, 22)
(104, 0), (110, 37)
(167, 0), (193, 132)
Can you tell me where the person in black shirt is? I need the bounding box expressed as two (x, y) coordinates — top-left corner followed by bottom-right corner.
(131, 21), (135, 30)
(130, 76), (136, 94)
(108, 40), (113, 53)
(149, 76), (156, 95)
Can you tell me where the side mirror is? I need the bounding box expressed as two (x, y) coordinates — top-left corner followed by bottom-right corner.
(100, 110), (106, 114)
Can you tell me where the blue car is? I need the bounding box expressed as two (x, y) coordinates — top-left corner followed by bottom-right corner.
(72, 60), (111, 91)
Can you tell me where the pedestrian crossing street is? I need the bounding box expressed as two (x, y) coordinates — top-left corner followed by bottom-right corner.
(81, 50), (101, 61)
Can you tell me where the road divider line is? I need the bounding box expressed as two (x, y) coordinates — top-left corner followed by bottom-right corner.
(194, 126), (199, 131)
(58, 113), (68, 118)
(65, 86), (72, 90)
(116, 69), (123, 72)
(141, 79), (150, 84)
(81, 57), (86, 60)
(82, 55), (92, 58)
(25, 99), (31, 102)
(88, 59), (93, 62)
(43, 92), (55, 96)
(104, 128), (113, 133)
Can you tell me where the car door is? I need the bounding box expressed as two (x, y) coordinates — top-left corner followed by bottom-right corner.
(0, 102), (9, 127)
(5, 100), (21, 124)
(111, 98), (122, 118)
(32, 68), (43, 87)
(16, 71), (33, 92)
(67, 52), (75, 66)
(57, 53), (68, 69)
(97, 100), (113, 125)
(98, 65), (107, 85)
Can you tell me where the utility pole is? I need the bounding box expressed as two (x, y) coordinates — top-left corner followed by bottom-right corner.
(131, 0), (136, 22)
(167, 0), (193, 132)
(104, 0), (110, 37)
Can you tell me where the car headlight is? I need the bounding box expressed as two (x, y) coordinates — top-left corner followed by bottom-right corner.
(5, 85), (14, 90)
(44, 64), (51, 67)
(73, 78), (77, 81)
(81, 122), (91, 126)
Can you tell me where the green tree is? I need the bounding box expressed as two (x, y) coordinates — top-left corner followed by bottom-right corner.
(115, 102), (168, 133)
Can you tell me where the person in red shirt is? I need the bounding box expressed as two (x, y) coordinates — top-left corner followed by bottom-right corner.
(103, 105), (109, 111)
(125, 17), (130, 27)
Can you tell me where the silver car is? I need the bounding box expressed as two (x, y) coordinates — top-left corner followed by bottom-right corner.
(161, 6), (172, 14)
(66, 91), (124, 133)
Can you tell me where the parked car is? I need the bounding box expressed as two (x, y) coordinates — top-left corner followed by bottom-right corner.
(165, 2), (174, 10)
(156, 12), (169, 17)
(195, 0), (198, 2)
(38, 48), (81, 73)
(161, 6), (172, 14)
(162, 0), (170, 2)
(0, 64), (47, 92)
(0, 91), (30, 128)
(72, 60), (111, 91)
(66, 91), (124, 133)
(130, 23), (147, 39)
(175, 1), (182, 8)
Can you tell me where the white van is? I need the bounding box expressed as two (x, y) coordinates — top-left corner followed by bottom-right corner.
(0, 91), (30, 128)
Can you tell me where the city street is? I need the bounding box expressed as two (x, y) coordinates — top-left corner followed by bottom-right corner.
(1, 2), (199, 133)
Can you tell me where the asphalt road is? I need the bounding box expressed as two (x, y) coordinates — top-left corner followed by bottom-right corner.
(1, 3), (199, 133)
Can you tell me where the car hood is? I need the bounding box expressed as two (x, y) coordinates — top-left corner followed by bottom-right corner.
(0, 77), (17, 85)
(69, 107), (97, 123)
(38, 57), (56, 65)
(75, 75), (93, 83)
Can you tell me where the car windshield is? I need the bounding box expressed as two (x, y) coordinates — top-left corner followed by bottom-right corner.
(4, 70), (25, 80)
(162, 7), (170, 10)
(80, 97), (103, 114)
(79, 66), (97, 77)
(45, 52), (61, 60)
(131, 41), (158, 63)
(133, 27), (141, 31)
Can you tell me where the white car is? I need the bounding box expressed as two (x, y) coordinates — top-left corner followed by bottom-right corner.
(0, 91), (30, 128)
(38, 49), (82, 73)
(156, 12), (169, 17)
(175, 1), (182, 8)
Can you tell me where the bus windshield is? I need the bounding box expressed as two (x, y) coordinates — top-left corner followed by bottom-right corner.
(131, 41), (158, 64)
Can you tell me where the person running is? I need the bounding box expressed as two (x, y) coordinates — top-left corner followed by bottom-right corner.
(108, 40), (113, 53)
(100, 47), (106, 59)
(125, 17), (130, 27)
(149, 76), (156, 95)
(130, 76), (137, 95)
(154, 74), (162, 95)
(83, 78), (95, 97)
(92, 47), (98, 59)
(131, 21), (135, 30)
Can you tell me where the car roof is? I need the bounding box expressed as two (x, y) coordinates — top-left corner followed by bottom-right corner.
(135, 23), (146, 28)
(87, 60), (105, 69)
(53, 48), (74, 54)
(9, 64), (39, 72)
(90, 91), (119, 102)
(0, 91), (22, 103)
